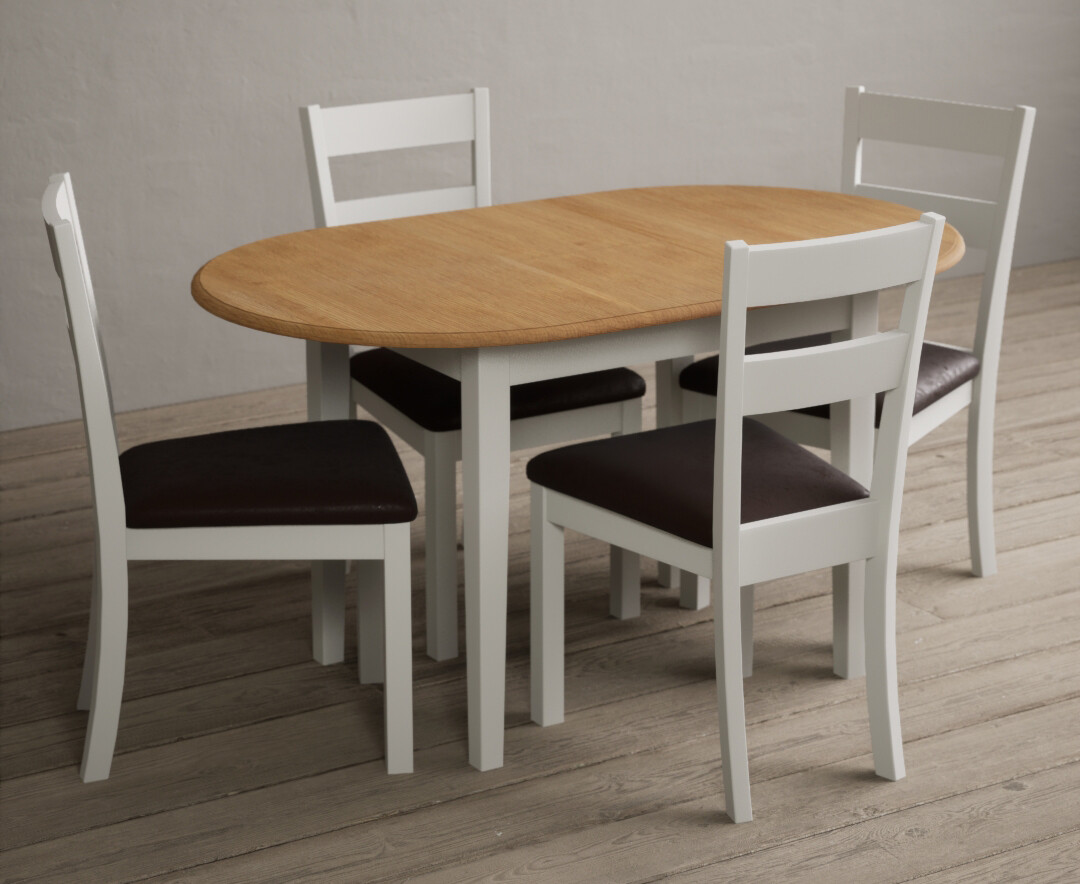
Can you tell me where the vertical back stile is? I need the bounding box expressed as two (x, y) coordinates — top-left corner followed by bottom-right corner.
(473, 87), (493, 208)
(713, 241), (750, 572)
(300, 105), (335, 227)
(972, 104), (1036, 365)
(840, 85), (865, 194)
(42, 174), (125, 532)
(871, 214), (945, 543)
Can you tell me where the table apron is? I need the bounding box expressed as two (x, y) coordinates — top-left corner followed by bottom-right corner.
(389, 295), (855, 385)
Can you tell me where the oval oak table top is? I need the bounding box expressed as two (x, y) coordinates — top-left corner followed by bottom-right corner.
(192, 185), (964, 349)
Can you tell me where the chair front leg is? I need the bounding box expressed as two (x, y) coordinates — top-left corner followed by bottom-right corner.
(967, 376), (998, 577)
(864, 554), (905, 781)
(381, 524), (414, 774)
(714, 575), (752, 823)
(80, 535), (128, 782)
(530, 486), (565, 727)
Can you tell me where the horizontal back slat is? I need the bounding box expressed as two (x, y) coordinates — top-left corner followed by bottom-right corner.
(853, 184), (996, 249)
(857, 91), (1019, 156)
(743, 332), (909, 415)
(744, 220), (935, 307)
(320, 93), (476, 156)
(334, 186), (479, 224)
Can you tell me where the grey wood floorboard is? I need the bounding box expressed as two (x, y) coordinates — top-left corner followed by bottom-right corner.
(1, 260), (1077, 883)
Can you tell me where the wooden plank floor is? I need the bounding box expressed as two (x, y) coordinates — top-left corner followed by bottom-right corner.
(2, 260), (1078, 883)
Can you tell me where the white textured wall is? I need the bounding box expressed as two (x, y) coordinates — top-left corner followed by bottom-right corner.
(2, 0), (1078, 431)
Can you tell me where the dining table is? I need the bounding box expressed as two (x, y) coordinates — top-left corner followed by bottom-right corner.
(192, 185), (964, 771)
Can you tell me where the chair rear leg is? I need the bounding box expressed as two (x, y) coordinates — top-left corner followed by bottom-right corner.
(425, 435), (459, 660)
(609, 548), (641, 619)
(381, 524), (414, 774)
(967, 385), (998, 577)
(741, 584), (754, 678)
(679, 571), (710, 610)
(77, 555), (102, 711)
(715, 577), (752, 823)
(832, 563), (866, 679)
(80, 542), (128, 782)
(864, 555), (905, 781)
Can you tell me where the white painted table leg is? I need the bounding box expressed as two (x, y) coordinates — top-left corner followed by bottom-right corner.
(461, 349), (511, 771)
(607, 399), (643, 617)
(306, 341), (352, 422)
(306, 341), (352, 665)
(531, 485), (565, 726)
(655, 357), (693, 589)
(831, 292), (877, 679)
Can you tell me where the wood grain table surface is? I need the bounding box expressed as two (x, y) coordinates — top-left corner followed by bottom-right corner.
(192, 185), (964, 348)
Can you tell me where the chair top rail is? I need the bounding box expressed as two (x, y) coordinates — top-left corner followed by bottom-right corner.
(740, 218), (941, 308)
(855, 89), (1031, 156)
(313, 91), (480, 157)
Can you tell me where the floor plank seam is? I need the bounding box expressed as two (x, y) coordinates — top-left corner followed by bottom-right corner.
(893, 825), (1080, 884)
(627, 757), (1080, 884)
(7, 590), (1078, 778)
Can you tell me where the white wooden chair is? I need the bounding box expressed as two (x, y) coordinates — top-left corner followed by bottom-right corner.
(301, 89), (646, 662)
(528, 214), (945, 822)
(44, 173), (417, 781)
(679, 87), (1036, 582)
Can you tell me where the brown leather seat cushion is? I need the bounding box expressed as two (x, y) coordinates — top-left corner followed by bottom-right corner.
(527, 419), (869, 547)
(120, 420), (417, 529)
(351, 348), (646, 433)
(678, 337), (981, 423)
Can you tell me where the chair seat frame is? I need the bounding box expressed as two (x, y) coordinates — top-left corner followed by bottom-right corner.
(671, 87), (1035, 679)
(531, 215), (945, 822)
(44, 173), (414, 782)
(301, 89), (643, 664)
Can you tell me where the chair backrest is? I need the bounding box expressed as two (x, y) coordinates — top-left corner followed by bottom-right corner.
(713, 214), (945, 571)
(300, 88), (492, 227)
(842, 86), (1035, 370)
(42, 173), (125, 531)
